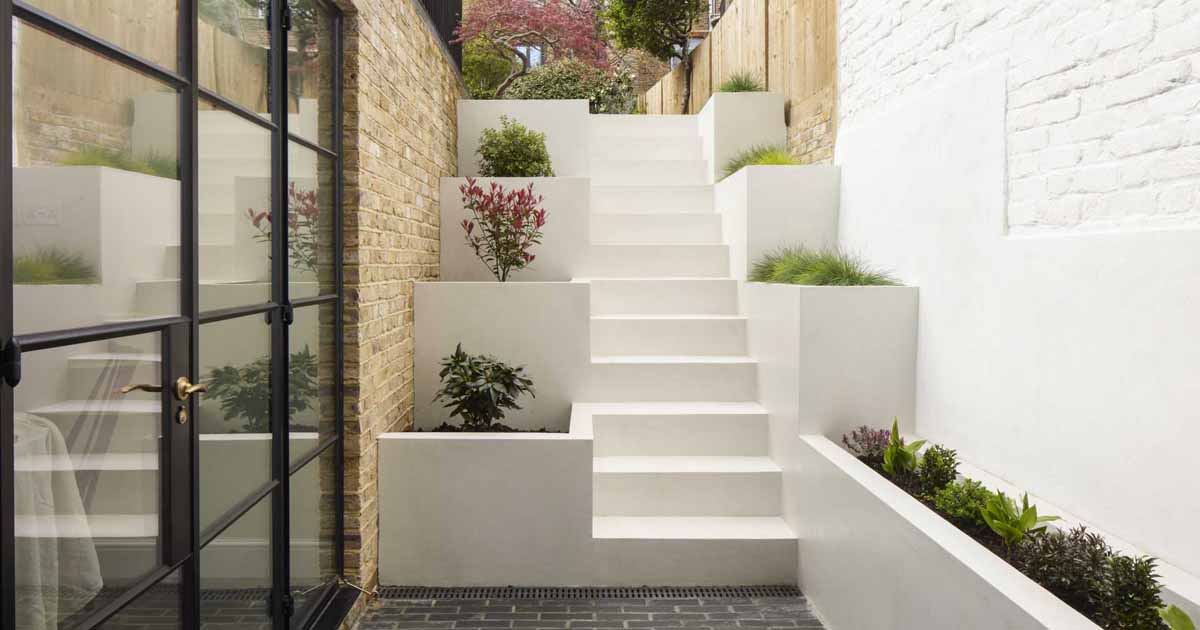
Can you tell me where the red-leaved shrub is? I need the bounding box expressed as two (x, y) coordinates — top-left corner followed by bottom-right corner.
(459, 178), (547, 281)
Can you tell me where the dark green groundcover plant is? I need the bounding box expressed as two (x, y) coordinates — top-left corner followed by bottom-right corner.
(433, 344), (535, 432)
(477, 116), (554, 178)
(206, 347), (320, 433)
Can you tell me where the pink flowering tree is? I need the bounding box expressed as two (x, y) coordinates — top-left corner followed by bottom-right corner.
(455, 0), (608, 97)
(459, 177), (548, 282)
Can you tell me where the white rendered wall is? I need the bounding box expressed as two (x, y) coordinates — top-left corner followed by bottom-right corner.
(835, 49), (1200, 583)
(457, 100), (591, 177)
(698, 93), (788, 183)
(413, 282), (591, 432)
(439, 177), (590, 281)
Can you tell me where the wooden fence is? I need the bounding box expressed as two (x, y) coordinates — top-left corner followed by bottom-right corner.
(641, 0), (837, 164)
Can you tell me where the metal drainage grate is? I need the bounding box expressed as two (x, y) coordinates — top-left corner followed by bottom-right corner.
(200, 588), (272, 602)
(378, 585), (802, 600)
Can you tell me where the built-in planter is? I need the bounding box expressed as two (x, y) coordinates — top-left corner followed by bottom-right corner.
(715, 165), (840, 282)
(698, 92), (787, 184)
(414, 281), (590, 432)
(456, 100), (591, 177)
(439, 177), (590, 282)
(795, 435), (1100, 629)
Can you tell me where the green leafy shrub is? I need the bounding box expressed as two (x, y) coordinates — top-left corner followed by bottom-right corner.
(206, 347), (320, 433)
(981, 492), (1060, 551)
(507, 59), (636, 114)
(718, 72), (765, 93)
(1013, 526), (1114, 620)
(881, 418), (925, 480)
(1106, 555), (1169, 629)
(433, 344), (535, 431)
(477, 116), (555, 178)
(748, 246), (899, 286)
(463, 39), (518, 99)
(933, 479), (995, 531)
(915, 444), (959, 499)
(1161, 606), (1196, 630)
(60, 146), (177, 179)
(721, 144), (798, 180)
(14, 248), (99, 285)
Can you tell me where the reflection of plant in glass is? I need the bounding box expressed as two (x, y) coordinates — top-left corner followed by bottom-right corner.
(206, 347), (319, 433)
(60, 147), (177, 179)
(246, 182), (321, 274)
(14, 248), (99, 285)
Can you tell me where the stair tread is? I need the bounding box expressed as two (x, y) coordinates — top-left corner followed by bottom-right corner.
(592, 355), (756, 364)
(578, 277), (735, 282)
(28, 399), (160, 414)
(15, 452), (158, 472)
(577, 402), (766, 415)
(69, 353), (162, 363)
(591, 243), (727, 248)
(591, 314), (746, 321)
(594, 456), (780, 474)
(15, 513), (158, 538)
(592, 516), (794, 540)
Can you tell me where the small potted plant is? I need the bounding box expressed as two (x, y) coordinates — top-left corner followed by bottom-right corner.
(431, 343), (535, 432)
(458, 177), (547, 281)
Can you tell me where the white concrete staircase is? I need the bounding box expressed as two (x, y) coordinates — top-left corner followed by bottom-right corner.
(578, 115), (796, 585)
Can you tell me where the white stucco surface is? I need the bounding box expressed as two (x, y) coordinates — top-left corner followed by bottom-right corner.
(457, 100), (591, 177)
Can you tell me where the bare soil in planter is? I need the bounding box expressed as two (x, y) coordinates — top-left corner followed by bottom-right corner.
(421, 422), (563, 433)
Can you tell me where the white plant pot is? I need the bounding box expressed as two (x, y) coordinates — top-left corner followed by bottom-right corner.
(698, 92), (787, 184)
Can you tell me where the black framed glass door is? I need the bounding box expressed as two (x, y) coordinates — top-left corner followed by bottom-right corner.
(0, 1), (345, 629)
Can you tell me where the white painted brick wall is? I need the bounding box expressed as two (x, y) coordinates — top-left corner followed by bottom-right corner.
(838, 0), (1200, 233)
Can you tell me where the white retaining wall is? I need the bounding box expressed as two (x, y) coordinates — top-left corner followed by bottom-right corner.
(698, 93), (788, 184)
(456, 100), (591, 177)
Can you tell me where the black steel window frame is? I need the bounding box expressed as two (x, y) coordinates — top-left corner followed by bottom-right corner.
(0, 0), (348, 629)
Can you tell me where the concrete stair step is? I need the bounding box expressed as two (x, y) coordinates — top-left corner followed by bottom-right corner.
(15, 452), (158, 514)
(586, 244), (729, 278)
(26, 399), (161, 454)
(586, 278), (740, 316)
(67, 352), (162, 402)
(593, 185), (714, 214)
(590, 135), (703, 162)
(591, 160), (708, 187)
(590, 212), (722, 244)
(582, 402), (769, 457)
(591, 315), (747, 356)
(594, 456), (781, 517)
(590, 115), (699, 138)
(588, 356), (758, 402)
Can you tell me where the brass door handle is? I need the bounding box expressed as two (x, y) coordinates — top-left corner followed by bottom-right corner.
(119, 383), (163, 395)
(174, 377), (209, 401)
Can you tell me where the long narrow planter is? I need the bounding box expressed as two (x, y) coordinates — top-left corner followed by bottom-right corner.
(796, 435), (1099, 630)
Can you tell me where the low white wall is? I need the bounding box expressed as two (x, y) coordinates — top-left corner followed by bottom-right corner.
(413, 282), (590, 432)
(378, 430), (593, 586)
(457, 100), (591, 177)
(439, 177), (590, 282)
(698, 92), (787, 184)
(715, 166), (840, 282)
(795, 435), (1099, 630)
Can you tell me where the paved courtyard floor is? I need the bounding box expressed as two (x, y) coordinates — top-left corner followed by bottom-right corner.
(356, 587), (825, 630)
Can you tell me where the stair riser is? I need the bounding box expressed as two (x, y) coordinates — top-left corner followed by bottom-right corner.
(589, 280), (739, 316)
(73, 468), (158, 515)
(68, 360), (161, 402)
(592, 161), (708, 187)
(591, 538), (797, 585)
(591, 137), (702, 162)
(587, 245), (729, 278)
(198, 212), (236, 243)
(591, 318), (747, 356)
(591, 116), (699, 138)
(590, 214), (722, 244)
(37, 411), (160, 454)
(589, 363), (758, 402)
(594, 472), (781, 516)
(593, 187), (714, 214)
(592, 413), (769, 456)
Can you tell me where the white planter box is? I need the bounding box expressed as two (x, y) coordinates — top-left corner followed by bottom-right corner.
(795, 435), (1099, 630)
(379, 429), (593, 586)
(439, 177), (590, 282)
(457, 100), (591, 177)
(414, 282), (591, 432)
(715, 165), (840, 282)
(698, 92), (787, 184)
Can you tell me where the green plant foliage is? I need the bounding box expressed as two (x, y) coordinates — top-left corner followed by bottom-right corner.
(14, 248), (99, 285)
(721, 144), (799, 180)
(507, 59), (636, 114)
(1106, 555), (1169, 629)
(60, 146), (178, 179)
(881, 418), (925, 479)
(933, 479), (995, 531)
(718, 72), (765, 93)
(748, 246), (899, 286)
(981, 492), (1060, 550)
(477, 116), (555, 177)
(915, 444), (959, 499)
(605, 0), (707, 113)
(1161, 606), (1196, 630)
(433, 343), (536, 431)
(205, 347), (320, 433)
(464, 39), (518, 99)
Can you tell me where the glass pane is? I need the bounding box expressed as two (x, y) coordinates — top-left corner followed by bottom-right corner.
(287, 144), (335, 296)
(199, 99), (273, 310)
(23, 0), (177, 70)
(199, 0), (271, 116)
(289, 302), (336, 465)
(199, 315), (271, 531)
(12, 22), (180, 336)
(201, 497), (272, 629)
(98, 569), (183, 630)
(13, 334), (163, 630)
(287, 0), (336, 148)
(289, 452), (338, 617)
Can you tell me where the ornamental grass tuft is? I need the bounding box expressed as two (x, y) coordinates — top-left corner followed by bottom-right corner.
(749, 247), (899, 286)
(721, 144), (798, 180)
(718, 72), (765, 93)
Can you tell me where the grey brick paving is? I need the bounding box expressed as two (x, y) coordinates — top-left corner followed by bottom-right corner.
(356, 595), (825, 630)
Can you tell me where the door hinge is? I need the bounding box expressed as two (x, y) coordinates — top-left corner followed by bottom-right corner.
(265, 304), (295, 326)
(281, 6), (293, 31)
(1, 338), (21, 387)
(283, 592), (296, 618)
